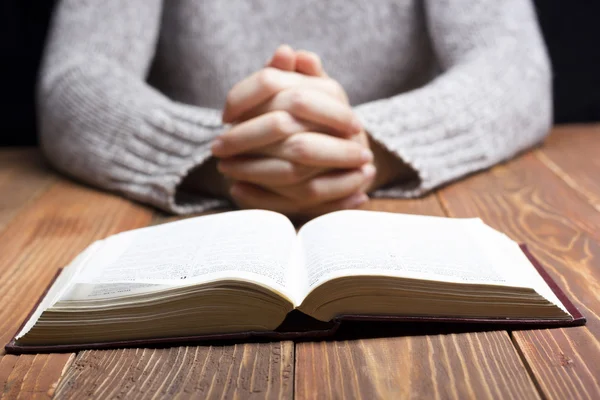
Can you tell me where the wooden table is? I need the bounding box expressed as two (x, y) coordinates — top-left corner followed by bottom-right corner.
(1, 125), (599, 399)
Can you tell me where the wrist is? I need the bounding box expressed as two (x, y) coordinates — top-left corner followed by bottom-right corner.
(367, 134), (415, 191)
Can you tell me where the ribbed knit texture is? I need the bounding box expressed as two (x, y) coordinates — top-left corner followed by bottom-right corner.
(38, 0), (552, 214)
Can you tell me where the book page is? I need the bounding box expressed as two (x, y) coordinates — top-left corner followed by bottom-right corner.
(15, 242), (102, 339)
(62, 210), (298, 302)
(298, 210), (529, 293)
(472, 226), (569, 313)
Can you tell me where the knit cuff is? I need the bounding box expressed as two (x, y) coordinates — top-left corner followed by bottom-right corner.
(110, 102), (231, 214)
(354, 99), (491, 198)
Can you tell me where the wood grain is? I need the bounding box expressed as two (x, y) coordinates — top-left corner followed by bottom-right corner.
(0, 149), (56, 232)
(0, 179), (154, 348)
(0, 163), (153, 398)
(4, 129), (599, 399)
(537, 124), (600, 212)
(1, 354), (73, 400)
(296, 332), (540, 400)
(295, 194), (541, 400)
(438, 152), (600, 399)
(0, 356), (18, 399)
(364, 196), (446, 216)
(55, 343), (294, 399)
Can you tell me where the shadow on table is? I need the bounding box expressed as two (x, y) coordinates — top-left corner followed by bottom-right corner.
(274, 310), (528, 342)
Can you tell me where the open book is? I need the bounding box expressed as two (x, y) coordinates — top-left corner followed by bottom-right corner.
(7, 210), (584, 353)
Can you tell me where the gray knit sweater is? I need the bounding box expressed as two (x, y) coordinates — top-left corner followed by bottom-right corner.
(38, 0), (551, 214)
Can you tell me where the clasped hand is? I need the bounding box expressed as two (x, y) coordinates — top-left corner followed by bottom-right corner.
(212, 45), (375, 218)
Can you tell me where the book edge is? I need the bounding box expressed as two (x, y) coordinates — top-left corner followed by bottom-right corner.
(518, 243), (585, 323)
(5, 268), (64, 354)
(5, 243), (585, 355)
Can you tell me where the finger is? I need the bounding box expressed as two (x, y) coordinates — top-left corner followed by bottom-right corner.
(261, 132), (373, 168)
(239, 89), (361, 136)
(269, 164), (376, 204)
(223, 69), (347, 123)
(293, 51), (350, 105)
(218, 157), (324, 187)
(212, 111), (309, 157)
(293, 192), (369, 221)
(229, 182), (303, 215)
(296, 50), (327, 77)
(267, 44), (296, 71)
(360, 163), (377, 193)
(230, 182), (369, 218)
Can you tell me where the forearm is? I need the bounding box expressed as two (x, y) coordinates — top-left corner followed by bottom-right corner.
(39, 0), (231, 214)
(354, 0), (551, 197)
(39, 60), (228, 213)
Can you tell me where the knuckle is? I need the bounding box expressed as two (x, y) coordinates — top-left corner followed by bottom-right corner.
(302, 180), (321, 202)
(285, 136), (311, 161)
(281, 163), (300, 184)
(269, 111), (295, 137)
(287, 90), (309, 113)
(283, 162), (312, 184)
(257, 68), (280, 92)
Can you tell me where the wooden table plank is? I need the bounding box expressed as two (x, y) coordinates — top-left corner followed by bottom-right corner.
(294, 197), (541, 400)
(3, 128), (598, 399)
(0, 148), (56, 232)
(0, 356), (19, 398)
(55, 343), (294, 399)
(537, 124), (600, 212)
(0, 170), (153, 398)
(438, 152), (600, 399)
(296, 332), (539, 400)
(1, 354), (73, 399)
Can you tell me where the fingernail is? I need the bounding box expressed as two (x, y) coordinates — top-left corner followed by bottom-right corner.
(361, 149), (374, 163)
(361, 163), (376, 178)
(211, 138), (224, 154)
(347, 193), (369, 208)
(349, 117), (362, 134)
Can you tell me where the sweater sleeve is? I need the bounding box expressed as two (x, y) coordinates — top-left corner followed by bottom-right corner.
(354, 0), (552, 197)
(38, 0), (229, 214)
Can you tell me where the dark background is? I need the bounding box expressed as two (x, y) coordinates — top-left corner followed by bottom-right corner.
(2, 1), (599, 146)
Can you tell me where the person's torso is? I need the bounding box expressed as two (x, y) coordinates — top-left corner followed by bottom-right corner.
(148, 0), (437, 108)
